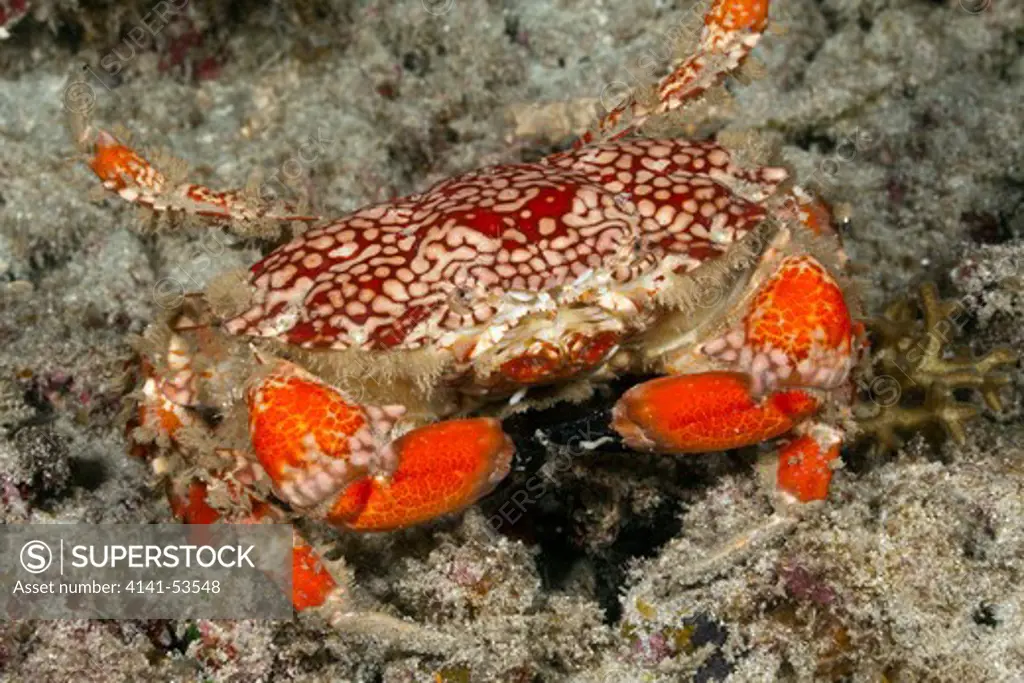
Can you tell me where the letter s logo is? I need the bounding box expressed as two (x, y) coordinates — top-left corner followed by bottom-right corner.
(20, 541), (52, 574)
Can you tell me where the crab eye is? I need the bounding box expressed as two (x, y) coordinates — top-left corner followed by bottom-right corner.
(832, 202), (854, 233)
(447, 286), (475, 315)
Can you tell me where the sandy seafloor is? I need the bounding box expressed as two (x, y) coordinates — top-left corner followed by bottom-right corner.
(1, 0), (1023, 680)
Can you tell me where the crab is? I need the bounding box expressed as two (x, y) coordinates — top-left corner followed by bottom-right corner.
(79, 0), (866, 614)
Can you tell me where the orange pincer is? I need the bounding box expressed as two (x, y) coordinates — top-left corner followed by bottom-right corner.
(329, 418), (514, 531)
(612, 372), (819, 453)
(247, 360), (367, 504)
(745, 255), (853, 364)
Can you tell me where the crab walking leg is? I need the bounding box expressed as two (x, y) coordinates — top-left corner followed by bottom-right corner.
(125, 353), (341, 610)
(576, 0), (770, 147)
(167, 478), (341, 611)
(775, 429), (842, 503)
(130, 361), (192, 450)
(247, 359), (515, 532)
(125, 346), (204, 461)
(168, 476), (461, 653)
(88, 130), (321, 225)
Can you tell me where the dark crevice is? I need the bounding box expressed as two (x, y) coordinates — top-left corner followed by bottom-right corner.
(490, 379), (730, 624)
(791, 127), (838, 155)
(68, 456), (108, 492)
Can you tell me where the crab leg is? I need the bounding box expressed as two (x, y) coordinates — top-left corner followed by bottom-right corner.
(122, 344), (341, 610)
(612, 253), (857, 502)
(88, 130), (320, 226)
(133, 349), (511, 606)
(775, 429), (842, 502)
(168, 474), (465, 656)
(577, 0), (770, 147)
(167, 477), (341, 611)
(247, 359), (514, 531)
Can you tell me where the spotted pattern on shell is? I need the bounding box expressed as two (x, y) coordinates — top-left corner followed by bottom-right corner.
(225, 139), (788, 351)
(548, 139), (787, 262)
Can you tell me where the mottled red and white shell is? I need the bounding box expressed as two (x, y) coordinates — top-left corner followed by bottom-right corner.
(225, 139), (789, 359)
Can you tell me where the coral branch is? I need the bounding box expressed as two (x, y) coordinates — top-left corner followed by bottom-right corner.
(855, 283), (1018, 453)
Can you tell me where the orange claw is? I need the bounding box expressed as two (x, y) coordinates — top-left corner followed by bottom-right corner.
(612, 372), (819, 453)
(776, 434), (841, 502)
(330, 418), (514, 531)
(247, 360), (368, 501)
(746, 255), (853, 362)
